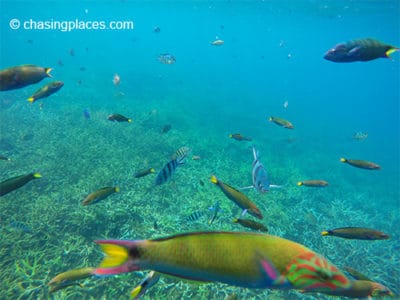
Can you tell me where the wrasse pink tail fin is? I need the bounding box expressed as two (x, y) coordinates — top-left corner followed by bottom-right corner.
(258, 253), (291, 288)
(94, 240), (140, 276)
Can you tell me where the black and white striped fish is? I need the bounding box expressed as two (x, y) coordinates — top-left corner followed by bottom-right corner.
(171, 146), (191, 160)
(155, 158), (184, 185)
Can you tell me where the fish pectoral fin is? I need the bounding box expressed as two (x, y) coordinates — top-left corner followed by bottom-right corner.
(256, 251), (291, 288)
(238, 185), (254, 190)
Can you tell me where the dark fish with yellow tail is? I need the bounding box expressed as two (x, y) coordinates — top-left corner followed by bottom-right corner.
(0, 172), (42, 197)
(297, 180), (328, 187)
(210, 175), (263, 219)
(321, 227), (389, 240)
(229, 133), (252, 141)
(108, 113), (132, 122)
(340, 158), (380, 170)
(82, 186), (119, 206)
(233, 218), (268, 232)
(0, 64), (52, 91)
(0, 155), (10, 161)
(130, 271), (160, 299)
(343, 266), (372, 281)
(324, 38), (399, 63)
(155, 158), (184, 185)
(94, 231), (351, 292)
(268, 116), (294, 129)
(27, 81), (64, 103)
(134, 168), (155, 178)
(48, 267), (95, 286)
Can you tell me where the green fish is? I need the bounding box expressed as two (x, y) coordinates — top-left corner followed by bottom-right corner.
(82, 186), (119, 206)
(0, 172), (42, 197)
(27, 81), (64, 103)
(134, 168), (155, 178)
(268, 116), (294, 129)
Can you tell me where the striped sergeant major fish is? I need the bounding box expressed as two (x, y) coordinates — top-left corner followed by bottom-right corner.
(155, 157), (184, 185)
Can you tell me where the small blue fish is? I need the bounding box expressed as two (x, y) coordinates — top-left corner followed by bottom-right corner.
(155, 158), (184, 185)
(9, 221), (32, 233)
(83, 108), (90, 119)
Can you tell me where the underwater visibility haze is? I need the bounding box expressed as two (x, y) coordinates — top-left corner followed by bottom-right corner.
(0, 0), (399, 299)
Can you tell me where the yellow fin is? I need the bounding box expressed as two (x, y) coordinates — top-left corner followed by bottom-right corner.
(232, 218), (239, 223)
(27, 97), (35, 103)
(114, 186), (120, 192)
(128, 119), (132, 123)
(321, 231), (329, 236)
(297, 181), (303, 186)
(150, 168), (155, 173)
(386, 47), (399, 57)
(33, 173), (42, 178)
(98, 243), (129, 268)
(340, 158), (346, 163)
(130, 285), (142, 299)
(228, 134), (233, 138)
(210, 175), (218, 184)
(45, 67), (53, 77)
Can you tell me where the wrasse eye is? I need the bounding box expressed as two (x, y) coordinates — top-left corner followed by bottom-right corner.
(316, 270), (331, 281)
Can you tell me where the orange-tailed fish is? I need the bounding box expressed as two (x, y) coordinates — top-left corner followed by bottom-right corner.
(48, 267), (95, 286)
(321, 227), (389, 240)
(0, 64), (52, 91)
(211, 175), (263, 219)
(340, 158), (380, 170)
(229, 133), (252, 141)
(232, 218), (268, 232)
(82, 186), (119, 206)
(108, 113), (132, 123)
(27, 81), (64, 103)
(134, 168), (155, 178)
(268, 116), (294, 129)
(297, 180), (328, 187)
(94, 231), (350, 294)
(130, 271), (160, 299)
(0, 172), (41, 197)
(324, 38), (399, 63)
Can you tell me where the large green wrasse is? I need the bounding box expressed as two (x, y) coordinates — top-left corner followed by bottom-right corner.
(211, 175), (263, 219)
(321, 227), (389, 240)
(324, 38), (399, 63)
(340, 158), (380, 170)
(134, 168), (155, 178)
(0, 64), (52, 91)
(94, 231), (350, 294)
(27, 81), (64, 103)
(268, 116), (294, 129)
(0, 172), (42, 197)
(233, 218), (268, 232)
(82, 186), (119, 206)
(130, 271), (160, 299)
(297, 180), (328, 187)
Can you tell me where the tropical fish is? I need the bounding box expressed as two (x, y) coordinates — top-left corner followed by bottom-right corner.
(108, 113), (132, 122)
(0, 172), (42, 197)
(161, 124), (172, 133)
(352, 131), (368, 141)
(48, 267), (95, 286)
(229, 133), (252, 141)
(321, 227), (389, 240)
(94, 231), (350, 293)
(186, 211), (205, 222)
(130, 271), (161, 299)
(210, 175), (263, 219)
(83, 108), (91, 120)
(153, 26), (161, 33)
(82, 186), (120, 206)
(297, 180), (328, 187)
(192, 155), (201, 160)
(251, 146), (270, 193)
(112, 73), (121, 86)
(9, 221), (32, 233)
(0, 64), (52, 91)
(343, 267), (372, 281)
(27, 81), (64, 103)
(0, 155), (10, 161)
(211, 38), (224, 46)
(134, 168), (155, 178)
(208, 202), (221, 225)
(324, 38), (399, 63)
(268, 116), (294, 129)
(232, 218), (268, 232)
(171, 146), (191, 160)
(340, 158), (380, 170)
(155, 158), (184, 185)
(158, 53), (176, 65)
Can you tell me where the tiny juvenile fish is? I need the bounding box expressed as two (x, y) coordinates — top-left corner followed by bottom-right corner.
(155, 158), (184, 185)
(0, 172), (42, 197)
(321, 227), (390, 240)
(0, 64), (52, 91)
(229, 133), (252, 141)
(82, 186), (119, 206)
(130, 271), (160, 299)
(210, 39), (224, 46)
(158, 53), (176, 65)
(186, 211), (205, 222)
(324, 38), (399, 63)
(9, 221), (32, 233)
(297, 180), (328, 187)
(108, 113), (132, 122)
(134, 168), (155, 178)
(27, 81), (64, 103)
(232, 218), (268, 232)
(340, 158), (380, 170)
(161, 124), (172, 134)
(268, 116), (294, 129)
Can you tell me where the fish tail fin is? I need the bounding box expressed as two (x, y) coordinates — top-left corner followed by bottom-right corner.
(45, 68), (53, 77)
(232, 218), (239, 223)
(150, 168), (155, 173)
(268, 117), (273, 121)
(94, 240), (140, 275)
(340, 158), (347, 163)
(128, 119), (132, 123)
(297, 181), (303, 186)
(114, 186), (120, 193)
(321, 230), (330, 236)
(385, 47), (399, 58)
(210, 175), (218, 184)
(33, 172), (42, 179)
(27, 97), (35, 103)
(228, 134), (233, 138)
(130, 285), (143, 299)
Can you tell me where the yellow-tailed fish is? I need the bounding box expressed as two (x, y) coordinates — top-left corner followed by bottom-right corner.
(340, 158), (380, 170)
(0, 172), (41, 197)
(134, 168), (155, 178)
(48, 267), (95, 285)
(130, 271), (160, 299)
(94, 231), (350, 294)
(297, 180), (328, 187)
(108, 114), (132, 122)
(0, 155), (10, 161)
(268, 116), (294, 129)
(229, 133), (252, 141)
(211, 175), (262, 219)
(321, 227), (389, 240)
(82, 186), (119, 206)
(232, 218), (268, 232)
(0, 64), (52, 91)
(27, 81), (64, 103)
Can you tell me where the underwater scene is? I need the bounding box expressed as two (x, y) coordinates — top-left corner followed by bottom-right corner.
(0, 0), (399, 299)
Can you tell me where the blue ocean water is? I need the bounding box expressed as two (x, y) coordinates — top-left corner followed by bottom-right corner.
(1, 1), (399, 299)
